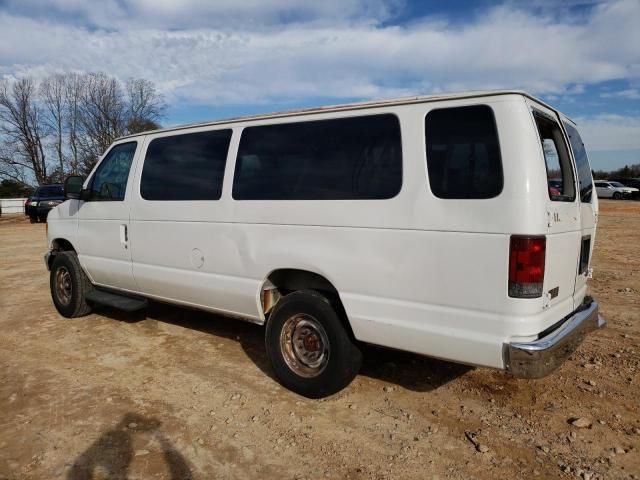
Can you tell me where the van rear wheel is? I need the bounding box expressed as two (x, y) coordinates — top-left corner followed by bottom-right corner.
(50, 251), (93, 318)
(265, 290), (362, 398)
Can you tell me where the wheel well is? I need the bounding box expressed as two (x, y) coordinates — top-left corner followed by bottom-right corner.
(260, 269), (353, 335)
(52, 238), (75, 252)
(49, 239), (76, 268)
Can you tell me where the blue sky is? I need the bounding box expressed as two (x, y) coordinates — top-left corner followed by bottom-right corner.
(1, 0), (639, 170)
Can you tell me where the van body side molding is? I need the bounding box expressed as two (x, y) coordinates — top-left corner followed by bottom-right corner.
(504, 298), (605, 378)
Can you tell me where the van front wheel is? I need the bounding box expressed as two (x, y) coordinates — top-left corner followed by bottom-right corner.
(265, 290), (362, 398)
(613, 192), (622, 200)
(50, 251), (93, 318)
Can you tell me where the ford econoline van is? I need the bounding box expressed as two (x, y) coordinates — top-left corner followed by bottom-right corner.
(45, 91), (605, 398)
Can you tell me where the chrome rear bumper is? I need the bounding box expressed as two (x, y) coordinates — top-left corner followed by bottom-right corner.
(505, 298), (605, 378)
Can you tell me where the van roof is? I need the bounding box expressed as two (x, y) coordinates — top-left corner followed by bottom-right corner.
(117, 90), (566, 140)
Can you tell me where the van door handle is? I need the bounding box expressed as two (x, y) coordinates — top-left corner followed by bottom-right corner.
(120, 224), (128, 247)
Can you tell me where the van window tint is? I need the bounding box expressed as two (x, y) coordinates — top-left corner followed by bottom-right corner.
(424, 105), (502, 199)
(563, 121), (593, 202)
(534, 112), (575, 202)
(232, 114), (402, 200)
(141, 130), (232, 201)
(89, 142), (137, 201)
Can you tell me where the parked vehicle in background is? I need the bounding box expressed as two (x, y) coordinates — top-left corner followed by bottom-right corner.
(24, 196), (34, 216)
(45, 90), (605, 398)
(28, 184), (65, 223)
(594, 180), (638, 199)
(608, 177), (640, 199)
(548, 179), (562, 197)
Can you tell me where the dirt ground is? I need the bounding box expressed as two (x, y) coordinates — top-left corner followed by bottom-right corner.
(0, 200), (638, 480)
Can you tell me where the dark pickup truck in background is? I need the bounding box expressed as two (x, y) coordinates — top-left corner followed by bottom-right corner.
(25, 184), (65, 223)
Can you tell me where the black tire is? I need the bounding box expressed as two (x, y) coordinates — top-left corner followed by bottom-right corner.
(613, 192), (622, 200)
(265, 290), (362, 398)
(29, 215), (38, 223)
(50, 251), (93, 318)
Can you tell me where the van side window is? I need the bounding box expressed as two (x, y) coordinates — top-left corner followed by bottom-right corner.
(533, 112), (576, 202)
(88, 142), (137, 201)
(424, 105), (503, 199)
(232, 114), (402, 200)
(562, 122), (593, 203)
(141, 129), (232, 201)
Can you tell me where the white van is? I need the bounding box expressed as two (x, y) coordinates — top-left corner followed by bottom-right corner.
(46, 91), (605, 398)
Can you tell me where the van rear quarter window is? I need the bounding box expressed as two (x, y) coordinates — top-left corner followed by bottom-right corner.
(232, 114), (402, 200)
(424, 105), (503, 199)
(141, 129), (232, 201)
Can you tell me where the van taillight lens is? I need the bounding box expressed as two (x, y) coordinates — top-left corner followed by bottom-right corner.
(508, 236), (546, 298)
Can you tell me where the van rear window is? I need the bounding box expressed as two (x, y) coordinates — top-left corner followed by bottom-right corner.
(534, 112), (575, 202)
(424, 105), (503, 199)
(232, 114), (402, 200)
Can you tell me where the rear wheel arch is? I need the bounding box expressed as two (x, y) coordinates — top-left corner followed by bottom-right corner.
(258, 268), (355, 337)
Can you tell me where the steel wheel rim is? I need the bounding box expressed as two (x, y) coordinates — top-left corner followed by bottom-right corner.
(280, 314), (330, 378)
(55, 266), (72, 306)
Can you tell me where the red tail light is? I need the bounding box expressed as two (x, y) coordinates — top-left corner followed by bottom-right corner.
(509, 236), (546, 298)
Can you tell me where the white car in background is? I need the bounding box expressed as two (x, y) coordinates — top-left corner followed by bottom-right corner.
(594, 180), (638, 199)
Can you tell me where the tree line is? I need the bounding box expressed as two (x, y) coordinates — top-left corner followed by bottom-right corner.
(592, 163), (640, 180)
(0, 73), (165, 187)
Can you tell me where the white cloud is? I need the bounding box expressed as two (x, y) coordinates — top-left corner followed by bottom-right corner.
(1, 0), (401, 30)
(575, 114), (640, 151)
(0, 0), (638, 108)
(601, 89), (640, 99)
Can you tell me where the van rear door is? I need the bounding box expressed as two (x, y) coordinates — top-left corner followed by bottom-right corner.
(528, 100), (582, 312)
(561, 118), (597, 306)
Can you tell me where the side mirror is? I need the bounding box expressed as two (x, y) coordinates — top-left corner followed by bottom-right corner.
(64, 175), (84, 200)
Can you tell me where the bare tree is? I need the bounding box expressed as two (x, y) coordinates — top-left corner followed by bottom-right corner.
(77, 73), (127, 174)
(41, 74), (67, 181)
(0, 72), (166, 183)
(0, 142), (29, 185)
(126, 78), (165, 134)
(0, 77), (48, 184)
(64, 73), (84, 175)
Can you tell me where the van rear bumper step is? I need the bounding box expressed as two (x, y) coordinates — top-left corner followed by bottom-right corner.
(86, 289), (148, 312)
(504, 298), (605, 378)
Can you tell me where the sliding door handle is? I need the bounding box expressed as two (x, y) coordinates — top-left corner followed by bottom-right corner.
(119, 224), (128, 247)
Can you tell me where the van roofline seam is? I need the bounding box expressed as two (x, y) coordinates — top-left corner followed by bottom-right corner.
(116, 90), (571, 142)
